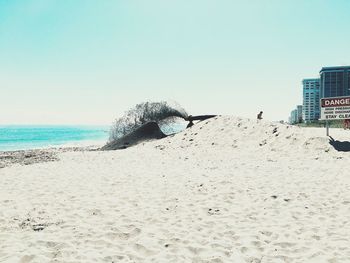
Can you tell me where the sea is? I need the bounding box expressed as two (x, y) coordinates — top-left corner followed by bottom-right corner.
(0, 123), (187, 152)
(0, 125), (110, 152)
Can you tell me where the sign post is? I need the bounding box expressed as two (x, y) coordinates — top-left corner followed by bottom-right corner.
(320, 96), (350, 136)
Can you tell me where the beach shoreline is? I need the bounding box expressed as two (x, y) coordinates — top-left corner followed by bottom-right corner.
(0, 145), (102, 169)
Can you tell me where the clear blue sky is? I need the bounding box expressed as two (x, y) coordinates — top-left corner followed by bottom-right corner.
(1, 0), (350, 124)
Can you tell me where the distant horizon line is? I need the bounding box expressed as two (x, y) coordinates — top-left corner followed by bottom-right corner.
(0, 123), (111, 127)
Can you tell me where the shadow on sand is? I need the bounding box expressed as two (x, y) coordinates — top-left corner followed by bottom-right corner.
(329, 136), (350, 152)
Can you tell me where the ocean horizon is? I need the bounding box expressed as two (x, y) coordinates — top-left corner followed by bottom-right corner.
(0, 125), (110, 152)
(0, 123), (187, 152)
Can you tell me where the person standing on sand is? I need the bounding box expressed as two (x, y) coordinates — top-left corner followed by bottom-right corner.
(257, 111), (263, 121)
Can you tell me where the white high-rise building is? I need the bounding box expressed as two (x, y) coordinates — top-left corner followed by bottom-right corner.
(302, 78), (320, 122)
(289, 105), (302, 124)
(297, 105), (303, 123)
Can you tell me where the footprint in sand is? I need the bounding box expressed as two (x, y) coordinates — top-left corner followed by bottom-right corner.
(186, 246), (206, 255)
(133, 243), (156, 256)
(273, 242), (297, 248)
(106, 227), (141, 241)
(19, 255), (35, 263)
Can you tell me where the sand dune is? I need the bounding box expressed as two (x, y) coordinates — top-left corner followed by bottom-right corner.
(1, 116), (350, 262)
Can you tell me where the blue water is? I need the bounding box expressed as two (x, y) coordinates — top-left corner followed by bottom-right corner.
(0, 122), (187, 152)
(160, 122), (187, 135)
(0, 125), (109, 151)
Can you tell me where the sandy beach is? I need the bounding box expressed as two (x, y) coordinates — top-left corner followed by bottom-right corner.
(1, 116), (350, 263)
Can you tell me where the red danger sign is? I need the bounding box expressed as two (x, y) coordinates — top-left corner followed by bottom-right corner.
(320, 96), (350, 120)
(321, 96), (350, 107)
